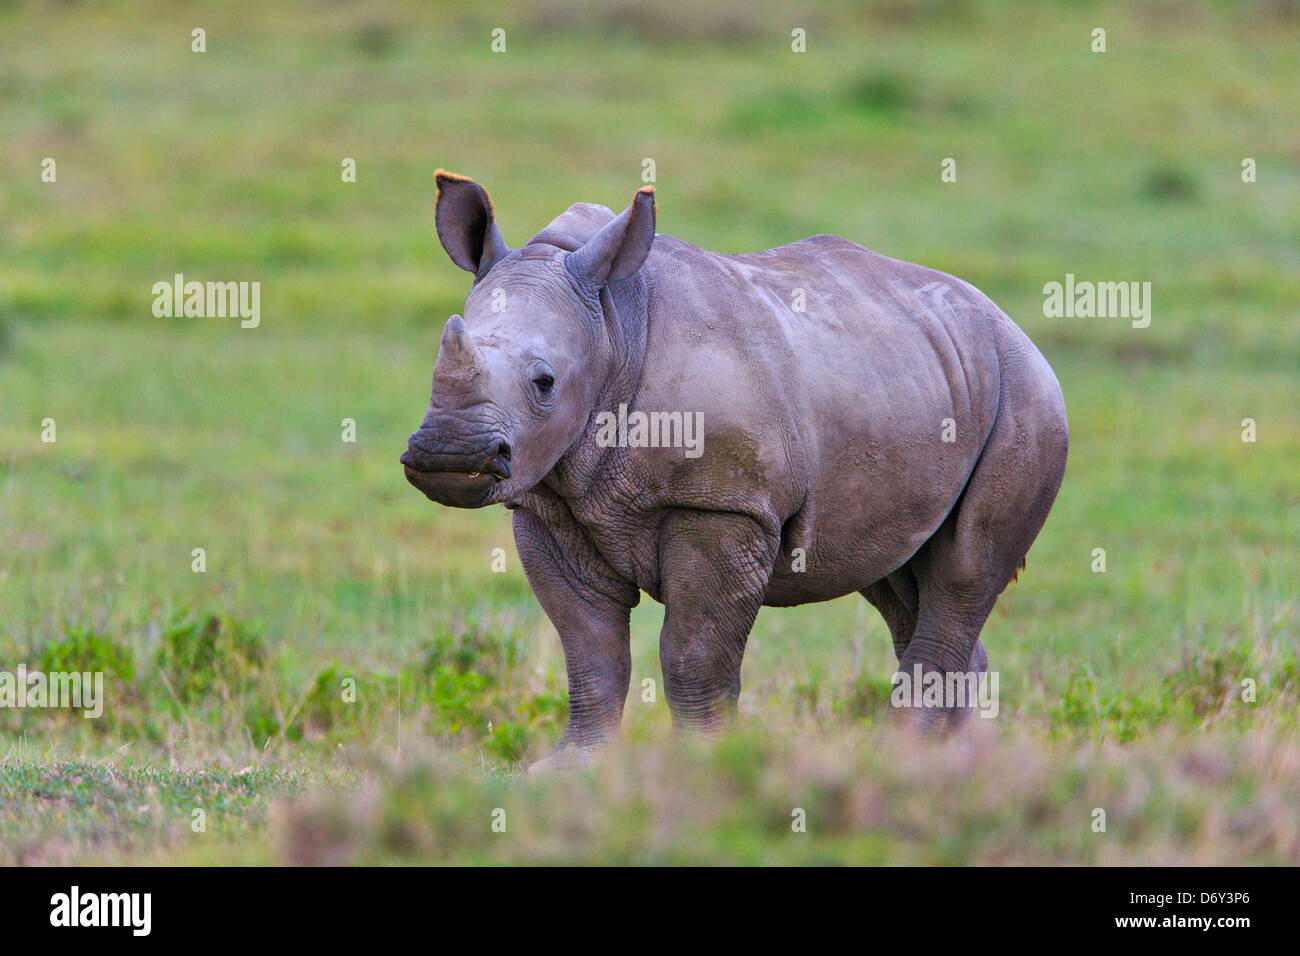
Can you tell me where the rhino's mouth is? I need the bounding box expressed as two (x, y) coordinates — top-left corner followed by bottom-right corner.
(406, 467), (507, 481)
(400, 451), (507, 508)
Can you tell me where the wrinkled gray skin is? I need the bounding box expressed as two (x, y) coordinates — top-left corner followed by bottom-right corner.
(403, 171), (1068, 769)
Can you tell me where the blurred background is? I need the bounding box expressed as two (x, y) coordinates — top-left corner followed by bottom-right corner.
(0, 0), (1297, 864)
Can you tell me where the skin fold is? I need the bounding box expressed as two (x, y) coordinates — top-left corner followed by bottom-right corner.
(402, 172), (1068, 768)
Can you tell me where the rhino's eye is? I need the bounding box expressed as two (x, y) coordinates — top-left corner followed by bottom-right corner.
(532, 374), (555, 395)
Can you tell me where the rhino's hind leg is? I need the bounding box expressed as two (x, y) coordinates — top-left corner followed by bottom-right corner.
(893, 516), (1004, 733)
(863, 567), (993, 715)
(657, 510), (779, 733)
(860, 565), (919, 659)
(895, 350), (1068, 733)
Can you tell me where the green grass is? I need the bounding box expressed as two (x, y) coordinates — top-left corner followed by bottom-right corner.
(0, 760), (306, 865)
(0, 0), (1297, 864)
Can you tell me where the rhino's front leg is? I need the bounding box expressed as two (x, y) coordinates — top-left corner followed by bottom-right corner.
(512, 505), (639, 768)
(657, 510), (778, 732)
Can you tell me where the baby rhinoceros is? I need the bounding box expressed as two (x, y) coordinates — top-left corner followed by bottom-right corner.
(402, 171), (1068, 768)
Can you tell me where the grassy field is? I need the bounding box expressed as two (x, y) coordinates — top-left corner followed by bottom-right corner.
(0, 0), (1297, 864)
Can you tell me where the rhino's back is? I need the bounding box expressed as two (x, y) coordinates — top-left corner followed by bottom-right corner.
(647, 231), (1005, 360)
(636, 233), (1010, 600)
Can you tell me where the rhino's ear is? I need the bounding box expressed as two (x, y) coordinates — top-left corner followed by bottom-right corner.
(435, 169), (510, 276)
(566, 186), (656, 289)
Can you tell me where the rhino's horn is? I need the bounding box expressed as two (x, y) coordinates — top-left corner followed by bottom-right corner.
(434, 315), (484, 380)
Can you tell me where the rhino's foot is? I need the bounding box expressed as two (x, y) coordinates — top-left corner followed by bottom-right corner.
(890, 641), (991, 735)
(894, 702), (971, 735)
(947, 639), (990, 729)
(527, 739), (610, 775)
(891, 701), (952, 735)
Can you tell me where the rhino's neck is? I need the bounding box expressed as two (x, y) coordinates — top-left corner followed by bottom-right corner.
(544, 269), (649, 501)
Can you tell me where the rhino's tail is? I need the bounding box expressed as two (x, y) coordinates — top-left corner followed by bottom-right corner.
(1010, 556), (1027, 583)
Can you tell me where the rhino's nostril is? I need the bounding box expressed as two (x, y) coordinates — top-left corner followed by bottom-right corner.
(495, 440), (512, 461)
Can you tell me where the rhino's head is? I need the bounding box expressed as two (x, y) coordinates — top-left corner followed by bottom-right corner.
(401, 171), (656, 508)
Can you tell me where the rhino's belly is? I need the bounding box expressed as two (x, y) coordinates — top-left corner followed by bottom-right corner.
(762, 499), (954, 607)
(761, 418), (986, 607)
